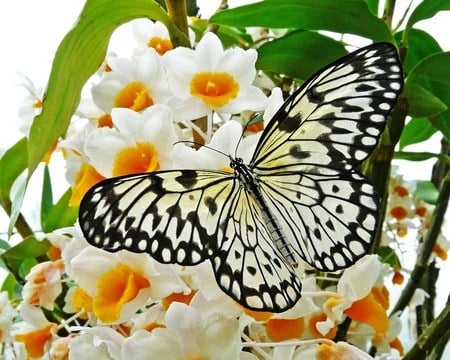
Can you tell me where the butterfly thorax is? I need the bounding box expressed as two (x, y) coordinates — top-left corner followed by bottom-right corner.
(230, 156), (298, 266)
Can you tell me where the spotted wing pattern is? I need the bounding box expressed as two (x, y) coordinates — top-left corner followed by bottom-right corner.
(79, 42), (403, 312)
(79, 169), (302, 311)
(252, 42), (402, 270)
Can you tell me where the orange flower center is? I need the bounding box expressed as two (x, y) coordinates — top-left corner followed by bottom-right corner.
(309, 313), (338, 339)
(97, 114), (113, 128)
(344, 287), (389, 336)
(16, 324), (56, 358)
(393, 185), (409, 197)
(390, 206), (408, 220)
(70, 163), (106, 207)
(264, 318), (305, 341)
(190, 72), (239, 108)
(148, 36), (173, 55)
(93, 263), (150, 323)
(161, 290), (197, 310)
(114, 81), (153, 111)
(113, 142), (160, 176)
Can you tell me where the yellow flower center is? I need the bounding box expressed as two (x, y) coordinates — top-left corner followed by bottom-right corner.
(15, 323), (56, 358)
(148, 36), (173, 55)
(113, 142), (160, 176)
(70, 163), (106, 207)
(114, 81), (153, 111)
(308, 312), (338, 339)
(264, 318), (305, 342)
(344, 287), (389, 336)
(190, 72), (239, 108)
(161, 290), (197, 310)
(93, 263), (150, 323)
(72, 286), (93, 314)
(97, 113), (113, 128)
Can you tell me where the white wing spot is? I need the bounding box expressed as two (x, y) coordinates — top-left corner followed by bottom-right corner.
(350, 240), (365, 255)
(379, 103), (391, 111)
(138, 239), (147, 251)
(124, 238), (133, 248)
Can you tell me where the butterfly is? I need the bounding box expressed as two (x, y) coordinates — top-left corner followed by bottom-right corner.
(79, 42), (403, 312)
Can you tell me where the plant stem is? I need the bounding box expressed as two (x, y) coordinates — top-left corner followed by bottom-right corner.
(383, 0), (396, 28)
(165, 0), (190, 47)
(402, 298), (450, 360)
(390, 169), (450, 315)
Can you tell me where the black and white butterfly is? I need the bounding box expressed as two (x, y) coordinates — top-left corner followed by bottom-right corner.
(79, 42), (403, 312)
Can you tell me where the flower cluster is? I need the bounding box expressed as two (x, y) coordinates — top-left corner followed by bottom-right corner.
(2, 18), (448, 360)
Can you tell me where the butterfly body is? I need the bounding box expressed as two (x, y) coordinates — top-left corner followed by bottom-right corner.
(80, 43), (403, 312)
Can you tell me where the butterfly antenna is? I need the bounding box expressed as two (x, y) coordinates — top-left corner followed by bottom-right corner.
(173, 140), (229, 159)
(234, 112), (264, 158)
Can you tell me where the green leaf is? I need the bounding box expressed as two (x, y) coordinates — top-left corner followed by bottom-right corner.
(399, 117), (437, 149)
(365, 0), (379, 14)
(408, 52), (450, 85)
(190, 18), (253, 48)
(406, 0), (450, 30)
(256, 31), (347, 79)
(378, 246), (401, 268)
(209, 0), (393, 42)
(1, 274), (21, 300)
(404, 82), (447, 117)
(42, 189), (78, 233)
(414, 180), (439, 204)
(394, 29), (442, 74)
(394, 151), (450, 164)
(0, 137), (28, 204)
(40, 165), (54, 230)
(27, 0), (188, 177)
(1, 236), (50, 260)
(8, 175), (27, 237)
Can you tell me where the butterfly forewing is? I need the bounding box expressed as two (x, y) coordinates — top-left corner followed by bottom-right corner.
(252, 42), (403, 173)
(80, 170), (237, 265)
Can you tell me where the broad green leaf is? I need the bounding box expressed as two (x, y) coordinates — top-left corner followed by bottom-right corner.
(0, 137), (28, 204)
(40, 165), (54, 230)
(399, 117), (437, 149)
(404, 82), (447, 117)
(27, 0), (188, 177)
(394, 29), (442, 73)
(1, 274), (20, 300)
(408, 52), (450, 84)
(190, 18), (253, 48)
(256, 31), (347, 79)
(8, 175), (27, 237)
(365, 0), (379, 15)
(209, 0), (393, 42)
(0, 239), (10, 251)
(394, 151), (450, 164)
(406, 0), (450, 30)
(414, 180), (439, 204)
(378, 246), (401, 268)
(42, 189), (78, 233)
(1, 236), (50, 260)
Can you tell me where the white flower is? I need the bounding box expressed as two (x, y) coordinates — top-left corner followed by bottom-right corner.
(84, 105), (177, 177)
(68, 327), (123, 360)
(0, 292), (17, 342)
(92, 50), (171, 113)
(69, 246), (188, 324)
(22, 260), (65, 310)
(162, 32), (267, 120)
(122, 302), (242, 359)
(172, 120), (259, 170)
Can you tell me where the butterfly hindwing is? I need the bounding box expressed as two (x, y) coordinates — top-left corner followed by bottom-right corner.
(252, 42), (403, 173)
(211, 187), (302, 311)
(258, 168), (378, 271)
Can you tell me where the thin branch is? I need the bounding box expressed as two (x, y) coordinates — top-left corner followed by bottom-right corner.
(402, 297), (450, 360)
(390, 170), (450, 315)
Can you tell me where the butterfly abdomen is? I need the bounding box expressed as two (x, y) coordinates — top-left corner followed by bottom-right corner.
(231, 157), (297, 266)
